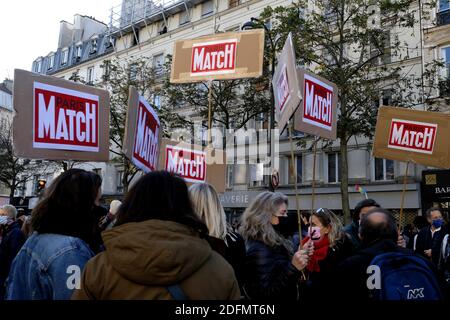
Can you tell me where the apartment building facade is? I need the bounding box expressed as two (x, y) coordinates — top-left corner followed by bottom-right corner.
(28, 0), (450, 222)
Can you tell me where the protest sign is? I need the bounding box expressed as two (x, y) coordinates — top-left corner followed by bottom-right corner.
(158, 139), (226, 192)
(294, 69), (338, 140)
(272, 33), (302, 133)
(13, 69), (110, 161)
(123, 87), (161, 173)
(170, 29), (265, 83)
(373, 106), (450, 168)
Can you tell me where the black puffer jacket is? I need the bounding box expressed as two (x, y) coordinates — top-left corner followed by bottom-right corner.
(242, 239), (299, 300)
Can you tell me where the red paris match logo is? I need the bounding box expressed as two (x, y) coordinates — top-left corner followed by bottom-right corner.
(165, 146), (206, 183)
(276, 65), (290, 112)
(33, 82), (99, 152)
(191, 39), (237, 76)
(388, 119), (437, 154)
(133, 97), (160, 172)
(303, 74), (333, 131)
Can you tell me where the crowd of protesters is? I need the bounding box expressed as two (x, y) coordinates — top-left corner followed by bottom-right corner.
(0, 168), (449, 300)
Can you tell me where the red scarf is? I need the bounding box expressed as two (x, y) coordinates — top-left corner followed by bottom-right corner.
(301, 235), (330, 273)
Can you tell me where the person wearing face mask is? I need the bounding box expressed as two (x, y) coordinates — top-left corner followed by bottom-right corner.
(0, 205), (26, 300)
(414, 207), (447, 267)
(239, 192), (313, 300)
(299, 208), (353, 300)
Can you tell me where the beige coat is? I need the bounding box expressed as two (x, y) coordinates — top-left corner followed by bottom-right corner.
(72, 219), (240, 300)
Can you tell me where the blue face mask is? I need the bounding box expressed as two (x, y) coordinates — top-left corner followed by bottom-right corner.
(432, 219), (444, 229)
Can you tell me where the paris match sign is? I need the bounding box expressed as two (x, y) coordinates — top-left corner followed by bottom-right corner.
(13, 69), (110, 161)
(170, 29), (265, 83)
(123, 87), (161, 173)
(158, 139), (227, 193)
(373, 106), (450, 168)
(272, 33), (302, 133)
(294, 69), (338, 140)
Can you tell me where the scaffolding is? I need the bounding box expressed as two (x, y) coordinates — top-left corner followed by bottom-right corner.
(107, 0), (205, 50)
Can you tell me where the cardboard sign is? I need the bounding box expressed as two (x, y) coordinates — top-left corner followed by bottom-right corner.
(123, 87), (161, 173)
(272, 33), (302, 132)
(170, 29), (265, 83)
(373, 106), (450, 168)
(13, 69), (110, 161)
(158, 139), (226, 193)
(294, 69), (338, 140)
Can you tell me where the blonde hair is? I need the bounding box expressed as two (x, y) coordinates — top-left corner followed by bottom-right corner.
(313, 208), (344, 247)
(239, 192), (293, 253)
(189, 183), (229, 240)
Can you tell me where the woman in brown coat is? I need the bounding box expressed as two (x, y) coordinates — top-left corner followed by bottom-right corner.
(72, 171), (240, 300)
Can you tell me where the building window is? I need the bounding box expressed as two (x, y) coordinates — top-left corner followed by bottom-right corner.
(47, 55), (55, 70)
(159, 22), (168, 35)
(370, 31), (391, 65)
(202, 0), (214, 17)
(131, 28), (140, 46)
(438, 0), (450, 25)
(117, 170), (124, 193)
(179, 9), (191, 25)
(441, 47), (450, 78)
(229, 0), (241, 8)
(226, 164), (234, 188)
(287, 155), (302, 184)
(374, 158), (394, 181)
(153, 53), (165, 77)
(61, 49), (69, 65)
(90, 39), (98, 54)
(328, 153), (341, 183)
(87, 67), (95, 84)
(76, 45), (82, 60)
(102, 60), (111, 81)
(440, 0), (450, 11)
(35, 59), (42, 73)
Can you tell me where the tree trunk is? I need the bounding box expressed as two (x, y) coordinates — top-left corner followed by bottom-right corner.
(9, 178), (16, 204)
(340, 137), (351, 225)
(122, 159), (130, 194)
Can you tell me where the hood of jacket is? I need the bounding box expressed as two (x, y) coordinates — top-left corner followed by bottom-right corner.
(101, 219), (212, 286)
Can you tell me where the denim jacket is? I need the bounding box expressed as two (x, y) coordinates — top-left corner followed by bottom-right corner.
(5, 232), (94, 300)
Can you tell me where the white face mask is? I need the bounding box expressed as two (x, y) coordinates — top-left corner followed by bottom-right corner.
(0, 216), (9, 225)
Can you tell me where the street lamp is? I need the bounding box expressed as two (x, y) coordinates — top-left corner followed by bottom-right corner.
(242, 17), (278, 191)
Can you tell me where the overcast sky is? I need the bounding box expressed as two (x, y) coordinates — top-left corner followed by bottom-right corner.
(0, 1), (119, 81)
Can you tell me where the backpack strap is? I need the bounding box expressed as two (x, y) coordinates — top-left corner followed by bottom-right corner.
(167, 284), (188, 300)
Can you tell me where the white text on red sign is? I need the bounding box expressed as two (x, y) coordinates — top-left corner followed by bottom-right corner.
(165, 146), (206, 183)
(191, 39), (237, 77)
(276, 65), (290, 112)
(303, 74), (333, 131)
(133, 97), (160, 172)
(33, 82), (99, 152)
(388, 119), (437, 154)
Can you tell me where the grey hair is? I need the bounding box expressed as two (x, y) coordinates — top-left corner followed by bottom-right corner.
(0, 205), (17, 220)
(239, 192), (293, 253)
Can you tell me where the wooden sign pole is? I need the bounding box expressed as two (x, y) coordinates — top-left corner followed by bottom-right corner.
(289, 122), (302, 247)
